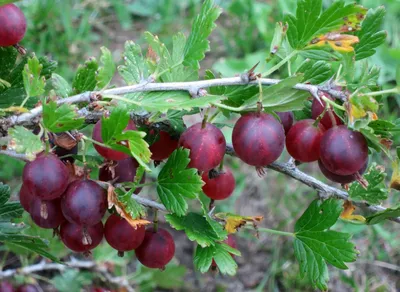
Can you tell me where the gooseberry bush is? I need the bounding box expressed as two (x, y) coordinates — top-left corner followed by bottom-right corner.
(0, 0), (399, 290)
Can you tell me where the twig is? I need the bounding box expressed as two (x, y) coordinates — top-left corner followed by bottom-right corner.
(2, 148), (399, 223)
(0, 150), (30, 162)
(0, 258), (135, 292)
(0, 77), (346, 132)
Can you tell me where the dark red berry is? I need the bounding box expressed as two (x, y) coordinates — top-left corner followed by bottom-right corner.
(319, 125), (368, 176)
(92, 120), (136, 161)
(212, 235), (237, 267)
(61, 179), (107, 226)
(0, 4), (27, 47)
(202, 168), (235, 200)
(149, 130), (179, 161)
(276, 111), (294, 134)
(90, 288), (113, 292)
(179, 123), (226, 172)
(16, 284), (38, 292)
(0, 281), (14, 292)
(60, 221), (103, 253)
(99, 158), (145, 194)
(135, 228), (175, 269)
(285, 119), (325, 162)
(22, 153), (69, 200)
(29, 198), (65, 229)
(19, 184), (33, 212)
(232, 112), (285, 167)
(104, 214), (145, 252)
(311, 95), (343, 129)
(318, 159), (368, 184)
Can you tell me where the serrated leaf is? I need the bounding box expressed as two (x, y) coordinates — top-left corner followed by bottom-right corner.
(115, 188), (146, 219)
(296, 60), (333, 84)
(113, 131), (151, 171)
(118, 41), (148, 85)
(42, 101), (84, 133)
(96, 47), (116, 89)
(156, 148), (203, 216)
(355, 7), (386, 60)
(8, 126), (43, 159)
(366, 205), (400, 225)
(194, 244), (239, 276)
(101, 106), (130, 144)
(166, 213), (224, 247)
(0, 202), (23, 221)
(348, 164), (388, 204)
(0, 184), (11, 207)
(361, 127), (391, 157)
(72, 58), (98, 94)
(270, 22), (288, 55)
(127, 91), (224, 113)
(294, 199), (358, 290)
(285, 0), (367, 49)
(45, 73), (72, 98)
(183, 0), (222, 70)
(215, 213), (264, 234)
(300, 49), (342, 61)
(22, 54), (46, 99)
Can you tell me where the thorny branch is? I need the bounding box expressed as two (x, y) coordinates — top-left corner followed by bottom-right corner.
(2, 147), (399, 223)
(0, 76), (346, 134)
(0, 258), (135, 292)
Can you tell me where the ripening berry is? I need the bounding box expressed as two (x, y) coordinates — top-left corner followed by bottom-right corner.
(61, 179), (107, 226)
(60, 221), (104, 253)
(319, 125), (368, 176)
(285, 119), (325, 162)
(0, 4), (27, 47)
(149, 130), (179, 161)
(22, 153), (69, 200)
(311, 95), (343, 129)
(135, 228), (175, 269)
(29, 198), (65, 229)
(276, 111), (294, 135)
(104, 214), (145, 253)
(318, 159), (368, 184)
(92, 119), (136, 161)
(16, 285), (39, 292)
(19, 184), (33, 212)
(232, 112), (285, 167)
(179, 123), (226, 172)
(99, 158), (145, 194)
(202, 168), (235, 200)
(0, 281), (14, 292)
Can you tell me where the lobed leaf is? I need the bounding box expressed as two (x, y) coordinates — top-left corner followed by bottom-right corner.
(42, 101), (84, 133)
(96, 47), (116, 89)
(296, 60), (333, 84)
(72, 58), (98, 94)
(366, 205), (400, 225)
(118, 41), (148, 85)
(22, 54), (46, 99)
(8, 126), (43, 160)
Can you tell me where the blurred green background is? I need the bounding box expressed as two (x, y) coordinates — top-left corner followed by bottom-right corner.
(0, 0), (399, 291)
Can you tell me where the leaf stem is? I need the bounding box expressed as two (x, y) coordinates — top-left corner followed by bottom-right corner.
(321, 96), (345, 111)
(153, 209), (159, 232)
(81, 135), (111, 149)
(156, 62), (183, 80)
(362, 87), (400, 96)
(103, 94), (141, 106)
(262, 50), (298, 77)
(256, 227), (295, 237)
(211, 102), (246, 112)
(208, 110), (221, 123)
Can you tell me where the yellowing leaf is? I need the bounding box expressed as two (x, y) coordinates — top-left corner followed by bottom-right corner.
(1, 106), (29, 114)
(308, 33), (359, 53)
(215, 213), (263, 234)
(340, 201), (366, 223)
(107, 184), (151, 228)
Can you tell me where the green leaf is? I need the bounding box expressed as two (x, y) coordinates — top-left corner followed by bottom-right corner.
(194, 243), (239, 276)
(115, 188), (146, 219)
(296, 60), (333, 84)
(101, 106), (130, 144)
(366, 205), (400, 225)
(52, 269), (93, 292)
(96, 47), (116, 89)
(183, 0), (222, 70)
(156, 148), (203, 216)
(0, 202), (23, 221)
(22, 54), (46, 99)
(348, 163), (388, 205)
(0, 183), (11, 207)
(113, 131), (151, 171)
(8, 126), (44, 159)
(127, 91), (224, 113)
(45, 73), (72, 98)
(396, 65), (400, 86)
(43, 101), (84, 133)
(270, 22), (288, 55)
(166, 109), (195, 133)
(300, 49), (342, 61)
(72, 58), (98, 94)
(355, 7), (386, 60)
(294, 199), (358, 290)
(285, 0), (367, 49)
(165, 212), (224, 247)
(118, 40), (148, 85)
